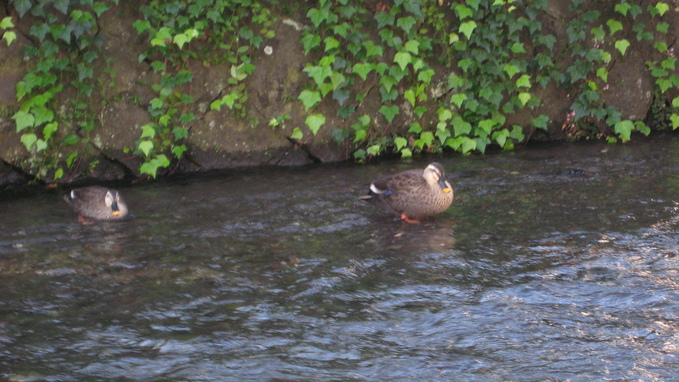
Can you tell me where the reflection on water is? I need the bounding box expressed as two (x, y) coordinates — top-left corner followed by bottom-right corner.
(1, 136), (678, 380)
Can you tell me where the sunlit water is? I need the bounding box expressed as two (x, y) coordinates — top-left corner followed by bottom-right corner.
(1, 137), (678, 381)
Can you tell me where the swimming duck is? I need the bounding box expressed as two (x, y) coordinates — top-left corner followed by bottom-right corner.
(64, 186), (129, 220)
(360, 162), (453, 223)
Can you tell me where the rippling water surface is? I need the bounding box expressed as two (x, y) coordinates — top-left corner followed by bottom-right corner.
(1, 137), (678, 381)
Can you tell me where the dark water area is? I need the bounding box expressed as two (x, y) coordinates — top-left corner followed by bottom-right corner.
(1, 136), (678, 381)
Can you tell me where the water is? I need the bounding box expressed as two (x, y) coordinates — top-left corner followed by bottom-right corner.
(1, 137), (678, 381)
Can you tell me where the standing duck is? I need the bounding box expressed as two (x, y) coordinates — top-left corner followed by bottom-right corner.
(64, 186), (129, 220)
(360, 162), (453, 223)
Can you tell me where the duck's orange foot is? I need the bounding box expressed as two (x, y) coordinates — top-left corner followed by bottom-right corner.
(400, 214), (420, 224)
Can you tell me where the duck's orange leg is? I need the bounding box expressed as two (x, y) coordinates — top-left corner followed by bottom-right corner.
(400, 214), (420, 224)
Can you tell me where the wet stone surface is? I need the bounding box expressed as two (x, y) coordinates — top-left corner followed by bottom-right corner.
(0, 136), (678, 381)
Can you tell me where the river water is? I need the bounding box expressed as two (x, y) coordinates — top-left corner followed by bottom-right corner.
(1, 136), (678, 381)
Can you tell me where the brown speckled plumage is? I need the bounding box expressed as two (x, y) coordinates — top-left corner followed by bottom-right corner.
(360, 162), (454, 221)
(64, 186), (129, 220)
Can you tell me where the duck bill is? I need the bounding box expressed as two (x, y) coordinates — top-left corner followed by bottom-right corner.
(438, 179), (452, 193)
(112, 210), (121, 216)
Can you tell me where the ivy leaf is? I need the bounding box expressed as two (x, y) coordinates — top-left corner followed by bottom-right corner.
(655, 2), (669, 16)
(20, 133), (37, 151)
(394, 136), (407, 151)
(172, 144), (187, 159)
(3, 31), (16, 45)
(54, 168), (64, 180)
(614, 120), (634, 142)
(396, 16), (416, 34)
(32, 106), (54, 126)
(455, 4), (473, 19)
(516, 74), (531, 88)
(301, 33), (321, 54)
(35, 139), (47, 152)
(596, 67), (609, 82)
(615, 39), (630, 55)
(404, 40), (419, 55)
(394, 52), (412, 71)
(43, 122), (58, 141)
(614, 3), (630, 16)
(298, 90), (321, 111)
(492, 128), (509, 147)
(324, 36), (339, 52)
(93, 2), (110, 17)
(670, 113), (679, 130)
(459, 21), (477, 40)
(352, 63), (373, 81)
(13, 0), (31, 17)
(173, 33), (189, 49)
(140, 124), (156, 139)
(290, 127), (304, 140)
(518, 92), (531, 106)
(303, 64), (332, 86)
(363, 40), (383, 57)
(417, 69), (435, 84)
(532, 115), (549, 130)
(138, 140), (154, 157)
(672, 96), (679, 108)
(478, 119), (497, 134)
(503, 64), (520, 79)
(379, 105), (399, 123)
(606, 19), (623, 35)
(450, 93), (467, 108)
(379, 75), (397, 93)
(375, 12), (394, 28)
(635, 121), (650, 136)
(13, 110), (35, 132)
(510, 42), (526, 54)
(305, 114), (326, 135)
(404, 89), (416, 107)
(400, 148), (412, 158)
(453, 116), (472, 136)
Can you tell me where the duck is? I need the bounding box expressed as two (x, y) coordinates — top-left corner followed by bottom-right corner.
(360, 162), (453, 223)
(64, 186), (129, 220)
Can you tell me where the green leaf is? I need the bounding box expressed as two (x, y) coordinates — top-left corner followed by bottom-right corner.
(324, 36), (339, 52)
(379, 105), (399, 123)
(606, 19), (623, 35)
(20, 133), (37, 150)
(400, 148), (412, 158)
(404, 88), (416, 106)
(672, 96), (679, 108)
(54, 167), (64, 180)
(43, 122), (58, 141)
(510, 42), (526, 54)
(35, 139), (47, 152)
(614, 3), (631, 16)
(396, 16), (416, 34)
(298, 90), (321, 111)
(173, 33), (189, 49)
(596, 67), (609, 82)
(301, 33), (321, 54)
(139, 155), (170, 179)
(532, 115), (549, 130)
(140, 124), (155, 139)
(172, 144), (187, 159)
(303, 64), (332, 86)
(516, 74), (531, 88)
(459, 21), (477, 40)
(492, 128), (509, 147)
(504, 64), (520, 79)
(450, 93), (467, 108)
(138, 140), (154, 157)
(455, 4), (473, 19)
(404, 40), (419, 54)
(305, 114), (326, 135)
(518, 92), (531, 106)
(13, 110), (35, 132)
(615, 39), (630, 55)
(417, 69), (435, 84)
(3, 31), (16, 45)
(352, 63), (373, 81)
(394, 136), (408, 151)
(669, 113), (679, 129)
(290, 127), (304, 140)
(394, 52), (412, 71)
(614, 120), (634, 142)
(0, 16), (14, 29)
(656, 2), (669, 16)
(32, 107), (54, 126)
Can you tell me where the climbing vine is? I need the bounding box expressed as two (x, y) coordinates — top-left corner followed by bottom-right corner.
(296, 0), (678, 160)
